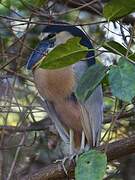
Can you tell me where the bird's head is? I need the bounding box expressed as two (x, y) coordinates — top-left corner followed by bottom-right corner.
(27, 24), (95, 70)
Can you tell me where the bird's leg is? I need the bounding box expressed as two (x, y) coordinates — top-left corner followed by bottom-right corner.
(60, 129), (75, 174)
(69, 130), (85, 162)
(69, 129), (75, 155)
(72, 131), (86, 162)
(80, 131), (90, 154)
(80, 131), (85, 152)
(55, 131), (86, 175)
(55, 129), (75, 175)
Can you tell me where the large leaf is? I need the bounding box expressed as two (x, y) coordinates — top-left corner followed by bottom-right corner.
(76, 63), (107, 102)
(103, 0), (135, 21)
(75, 150), (107, 180)
(109, 57), (135, 102)
(39, 37), (90, 69)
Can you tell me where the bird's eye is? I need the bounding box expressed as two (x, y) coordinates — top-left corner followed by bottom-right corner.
(47, 33), (56, 39)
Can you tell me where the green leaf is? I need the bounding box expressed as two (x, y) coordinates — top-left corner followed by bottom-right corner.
(39, 37), (90, 69)
(0, 0), (10, 15)
(103, 40), (135, 61)
(75, 150), (107, 180)
(103, 40), (128, 56)
(76, 63), (107, 102)
(128, 53), (135, 61)
(109, 57), (135, 102)
(21, 0), (46, 7)
(103, 0), (135, 21)
(34, 0), (46, 6)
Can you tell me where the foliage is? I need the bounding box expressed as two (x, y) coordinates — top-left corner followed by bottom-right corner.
(103, 40), (135, 60)
(75, 150), (107, 180)
(103, 0), (135, 21)
(109, 57), (135, 102)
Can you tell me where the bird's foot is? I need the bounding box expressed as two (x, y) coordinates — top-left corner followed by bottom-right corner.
(55, 154), (77, 175)
(55, 156), (69, 175)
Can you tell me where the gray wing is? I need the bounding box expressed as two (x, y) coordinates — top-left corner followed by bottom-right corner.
(73, 61), (103, 146)
(38, 97), (70, 143)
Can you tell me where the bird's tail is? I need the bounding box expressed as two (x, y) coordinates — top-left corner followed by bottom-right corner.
(80, 85), (103, 147)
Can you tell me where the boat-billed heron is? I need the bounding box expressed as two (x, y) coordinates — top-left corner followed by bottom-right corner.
(27, 24), (103, 153)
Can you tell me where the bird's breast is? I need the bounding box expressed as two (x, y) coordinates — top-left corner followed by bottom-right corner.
(33, 67), (75, 101)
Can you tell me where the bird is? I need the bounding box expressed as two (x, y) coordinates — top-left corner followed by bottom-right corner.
(27, 23), (103, 155)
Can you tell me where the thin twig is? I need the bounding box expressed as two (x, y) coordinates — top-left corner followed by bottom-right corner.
(7, 134), (26, 180)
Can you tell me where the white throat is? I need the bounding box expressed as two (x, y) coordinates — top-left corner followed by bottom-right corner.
(55, 31), (73, 46)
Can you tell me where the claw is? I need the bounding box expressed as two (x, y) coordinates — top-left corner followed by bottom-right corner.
(55, 154), (78, 175)
(55, 157), (69, 175)
(61, 157), (69, 175)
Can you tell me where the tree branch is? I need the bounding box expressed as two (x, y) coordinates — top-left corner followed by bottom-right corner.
(0, 118), (51, 133)
(55, 0), (103, 15)
(25, 135), (135, 180)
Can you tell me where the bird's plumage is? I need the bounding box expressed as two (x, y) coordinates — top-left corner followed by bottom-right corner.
(27, 35), (55, 70)
(27, 24), (103, 150)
